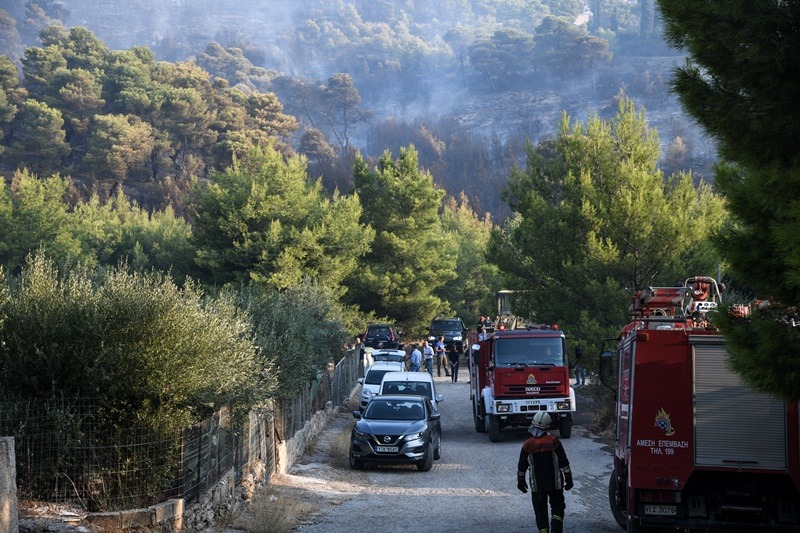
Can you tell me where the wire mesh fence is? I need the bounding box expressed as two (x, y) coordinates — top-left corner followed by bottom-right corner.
(0, 348), (362, 511)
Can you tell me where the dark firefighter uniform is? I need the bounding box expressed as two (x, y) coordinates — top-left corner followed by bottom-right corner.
(517, 429), (573, 533)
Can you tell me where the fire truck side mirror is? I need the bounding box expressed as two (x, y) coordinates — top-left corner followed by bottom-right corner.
(599, 350), (614, 382)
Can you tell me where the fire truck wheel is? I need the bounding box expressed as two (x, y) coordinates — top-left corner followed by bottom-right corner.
(473, 398), (486, 433)
(487, 414), (501, 442)
(608, 469), (628, 530)
(558, 414), (573, 439)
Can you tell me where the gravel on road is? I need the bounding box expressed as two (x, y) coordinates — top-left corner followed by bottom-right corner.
(259, 373), (622, 533)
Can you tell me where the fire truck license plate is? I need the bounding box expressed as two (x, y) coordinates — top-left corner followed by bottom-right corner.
(644, 505), (676, 516)
(375, 446), (398, 453)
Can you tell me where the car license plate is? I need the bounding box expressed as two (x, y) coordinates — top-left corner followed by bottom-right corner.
(644, 504), (676, 516)
(375, 446), (399, 453)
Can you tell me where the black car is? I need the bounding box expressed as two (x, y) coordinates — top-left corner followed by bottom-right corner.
(349, 395), (441, 471)
(427, 317), (469, 353)
(363, 323), (401, 349)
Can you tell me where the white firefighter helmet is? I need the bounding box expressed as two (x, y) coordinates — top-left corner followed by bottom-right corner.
(529, 412), (552, 436)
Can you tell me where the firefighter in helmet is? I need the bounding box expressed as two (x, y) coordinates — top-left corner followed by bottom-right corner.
(517, 411), (573, 533)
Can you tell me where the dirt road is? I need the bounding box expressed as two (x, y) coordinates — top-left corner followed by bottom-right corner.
(267, 374), (622, 533)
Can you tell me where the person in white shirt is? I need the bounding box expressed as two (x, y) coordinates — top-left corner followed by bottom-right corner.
(422, 339), (435, 376)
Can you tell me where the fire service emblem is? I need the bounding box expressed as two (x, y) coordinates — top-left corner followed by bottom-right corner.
(526, 373), (537, 385)
(654, 407), (675, 436)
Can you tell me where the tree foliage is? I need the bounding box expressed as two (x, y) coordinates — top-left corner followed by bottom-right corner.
(490, 97), (726, 336)
(657, 0), (800, 399)
(5, 26), (298, 208)
(190, 145), (373, 293)
(0, 168), (193, 278)
(347, 145), (456, 335)
(239, 279), (349, 399)
(437, 193), (502, 324)
(0, 252), (268, 422)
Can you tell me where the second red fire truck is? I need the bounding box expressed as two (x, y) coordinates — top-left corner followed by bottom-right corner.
(469, 317), (580, 442)
(600, 276), (800, 531)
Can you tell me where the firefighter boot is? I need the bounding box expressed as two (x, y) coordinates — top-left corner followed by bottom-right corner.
(550, 515), (564, 533)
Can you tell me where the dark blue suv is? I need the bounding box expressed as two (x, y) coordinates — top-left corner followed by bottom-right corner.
(363, 323), (401, 349)
(427, 317), (469, 353)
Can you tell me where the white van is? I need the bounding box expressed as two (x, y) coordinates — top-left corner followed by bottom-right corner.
(358, 361), (406, 409)
(378, 371), (443, 410)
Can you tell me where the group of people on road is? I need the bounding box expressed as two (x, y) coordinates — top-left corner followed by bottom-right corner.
(406, 337), (460, 382)
(355, 330), (576, 532)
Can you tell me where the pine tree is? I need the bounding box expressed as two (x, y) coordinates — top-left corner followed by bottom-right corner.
(491, 97), (726, 333)
(347, 145), (456, 336)
(658, 0), (800, 399)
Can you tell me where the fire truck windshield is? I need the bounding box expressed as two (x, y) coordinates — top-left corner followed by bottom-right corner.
(494, 337), (564, 366)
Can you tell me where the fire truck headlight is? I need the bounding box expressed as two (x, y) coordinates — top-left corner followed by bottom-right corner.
(556, 401), (571, 410)
(496, 403), (510, 413)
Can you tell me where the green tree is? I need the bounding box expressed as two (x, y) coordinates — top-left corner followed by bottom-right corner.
(0, 55), (24, 146)
(72, 188), (194, 279)
(0, 252), (268, 420)
(5, 99), (70, 173)
(468, 29), (536, 88)
(20, 44), (67, 100)
(490, 97), (726, 334)
(533, 16), (611, 76)
(0, 169), (82, 272)
(47, 67), (105, 138)
(239, 280), (348, 398)
(191, 145), (373, 293)
(83, 113), (154, 180)
(658, 0), (800, 399)
(437, 193), (502, 323)
(347, 145), (456, 335)
(42, 26), (109, 74)
(0, 9), (22, 61)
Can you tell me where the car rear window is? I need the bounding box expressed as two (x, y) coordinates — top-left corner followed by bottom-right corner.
(432, 320), (460, 330)
(364, 399), (425, 420)
(381, 381), (432, 399)
(365, 368), (397, 385)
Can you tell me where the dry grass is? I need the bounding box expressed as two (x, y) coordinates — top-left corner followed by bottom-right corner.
(328, 397), (358, 469)
(576, 382), (616, 439)
(328, 420), (355, 469)
(230, 486), (317, 533)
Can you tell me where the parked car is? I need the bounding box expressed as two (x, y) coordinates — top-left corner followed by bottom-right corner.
(378, 371), (443, 415)
(427, 317), (469, 353)
(363, 323), (401, 349)
(358, 361), (406, 409)
(349, 395), (441, 471)
(370, 348), (407, 364)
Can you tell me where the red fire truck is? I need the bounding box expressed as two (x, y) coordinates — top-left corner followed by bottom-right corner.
(469, 321), (580, 442)
(600, 276), (800, 531)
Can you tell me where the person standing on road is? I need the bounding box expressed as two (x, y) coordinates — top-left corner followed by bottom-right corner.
(573, 363), (586, 387)
(435, 336), (450, 377)
(447, 345), (460, 383)
(422, 339), (435, 376)
(517, 412), (573, 533)
(408, 343), (422, 372)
